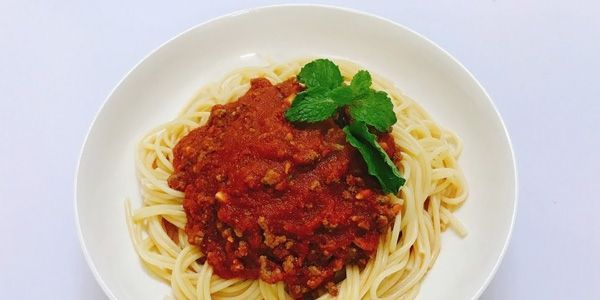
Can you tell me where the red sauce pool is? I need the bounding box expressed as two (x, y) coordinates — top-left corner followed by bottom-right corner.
(168, 78), (401, 299)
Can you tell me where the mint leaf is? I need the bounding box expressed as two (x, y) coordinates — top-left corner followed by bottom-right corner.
(350, 70), (372, 95)
(347, 70), (395, 132)
(343, 121), (405, 194)
(297, 59), (343, 90)
(285, 87), (339, 122)
(285, 86), (353, 122)
(330, 86), (354, 106)
(349, 90), (397, 132)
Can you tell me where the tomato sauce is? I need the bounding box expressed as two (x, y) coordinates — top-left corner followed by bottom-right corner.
(168, 78), (400, 299)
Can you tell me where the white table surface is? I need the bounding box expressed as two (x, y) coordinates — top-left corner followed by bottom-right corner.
(1, 1), (599, 299)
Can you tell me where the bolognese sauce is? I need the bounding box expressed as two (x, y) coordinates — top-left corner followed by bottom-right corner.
(168, 78), (401, 299)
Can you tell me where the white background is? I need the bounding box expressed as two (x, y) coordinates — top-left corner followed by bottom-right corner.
(0, 1), (598, 299)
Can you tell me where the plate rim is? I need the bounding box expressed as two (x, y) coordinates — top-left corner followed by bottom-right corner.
(74, 4), (518, 300)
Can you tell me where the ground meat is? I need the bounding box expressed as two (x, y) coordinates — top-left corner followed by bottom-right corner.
(168, 77), (401, 299)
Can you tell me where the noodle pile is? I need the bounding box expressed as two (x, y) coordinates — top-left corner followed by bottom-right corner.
(126, 58), (468, 300)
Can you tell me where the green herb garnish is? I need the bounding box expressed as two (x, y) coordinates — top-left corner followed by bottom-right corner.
(344, 121), (405, 193)
(285, 59), (405, 194)
(347, 70), (397, 132)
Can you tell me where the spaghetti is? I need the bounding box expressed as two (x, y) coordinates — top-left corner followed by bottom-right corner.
(126, 58), (468, 300)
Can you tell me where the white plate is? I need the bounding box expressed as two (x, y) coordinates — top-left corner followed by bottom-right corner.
(75, 5), (517, 300)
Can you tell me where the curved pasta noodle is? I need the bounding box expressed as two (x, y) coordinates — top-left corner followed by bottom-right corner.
(126, 58), (468, 300)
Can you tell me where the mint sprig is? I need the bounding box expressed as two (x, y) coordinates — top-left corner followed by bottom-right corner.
(285, 59), (405, 194)
(286, 59), (397, 132)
